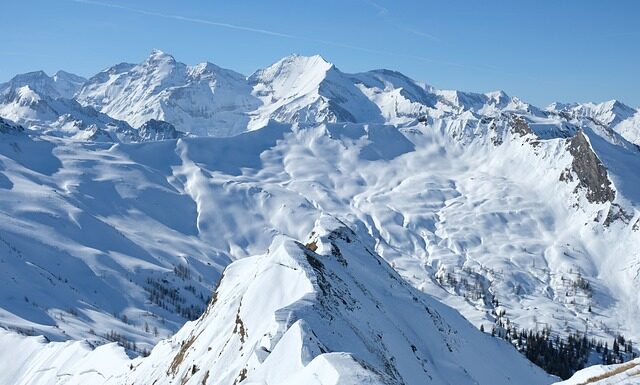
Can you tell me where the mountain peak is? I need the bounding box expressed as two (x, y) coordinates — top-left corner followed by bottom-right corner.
(485, 89), (510, 102)
(145, 49), (177, 66)
(7, 70), (51, 85)
(284, 53), (334, 70)
(1, 69), (85, 99)
(188, 61), (225, 78)
(546, 99), (637, 127)
(253, 54), (335, 81)
(53, 70), (86, 83)
(600, 99), (634, 112)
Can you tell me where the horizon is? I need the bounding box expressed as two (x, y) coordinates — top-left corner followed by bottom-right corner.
(4, 48), (638, 109)
(2, 0), (639, 107)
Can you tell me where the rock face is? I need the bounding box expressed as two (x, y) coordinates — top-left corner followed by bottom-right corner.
(112, 216), (553, 385)
(0, 116), (24, 134)
(137, 119), (184, 141)
(566, 131), (616, 203)
(509, 115), (535, 137)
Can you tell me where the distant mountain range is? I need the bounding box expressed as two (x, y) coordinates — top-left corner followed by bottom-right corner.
(2, 49), (639, 142)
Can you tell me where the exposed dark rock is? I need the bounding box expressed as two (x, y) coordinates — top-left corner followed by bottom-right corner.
(559, 169), (574, 183)
(489, 121), (504, 146)
(0, 117), (25, 134)
(233, 306), (247, 343)
(604, 203), (633, 227)
(509, 115), (535, 138)
(138, 119), (184, 141)
(305, 239), (318, 252)
(566, 131), (615, 204)
(168, 335), (196, 376)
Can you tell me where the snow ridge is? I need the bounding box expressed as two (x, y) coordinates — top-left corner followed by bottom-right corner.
(34, 216), (550, 385)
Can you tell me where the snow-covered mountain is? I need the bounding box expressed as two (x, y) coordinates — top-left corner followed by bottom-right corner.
(0, 76), (130, 142)
(1, 50), (640, 382)
(0, 69), (186, 142)
(0, 217), (554, 385)
(247, 54), (384, 128)
(74, 51), (438, 134)
(76, 49), (260, 137)
(6, 49), (638, 145)
(547, 99), (640, 145)
(0, 70), (85, 100)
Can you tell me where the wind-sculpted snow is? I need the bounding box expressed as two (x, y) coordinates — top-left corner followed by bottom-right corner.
(0, 330), (129, 385)
(0, 115), (638, 359)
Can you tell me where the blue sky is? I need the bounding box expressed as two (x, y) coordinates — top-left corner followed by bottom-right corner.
(1, 0), (638, 106)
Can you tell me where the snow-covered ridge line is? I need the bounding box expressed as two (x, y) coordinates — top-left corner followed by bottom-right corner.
(0, 216), (555, 385)
(553, 358), (640, 385)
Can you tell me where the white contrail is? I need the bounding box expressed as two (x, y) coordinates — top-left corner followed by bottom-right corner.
(69, 0), (443, 63)
(68, 0), (525, 78)
(70, 0), (297, 38)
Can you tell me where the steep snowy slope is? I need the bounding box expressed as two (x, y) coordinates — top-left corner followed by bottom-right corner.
(0, 128), (222, 352)
(348, 69), (436, 124)
(76, 50), (260, 136)
(0, 218), (554, 385)
(248, 54), (385, 129)
(74, 52), (442, 133)
(114, 216), (554, 385)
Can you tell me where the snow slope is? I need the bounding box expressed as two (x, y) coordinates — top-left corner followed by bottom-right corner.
(0, 115), (638, 356)
(0, 217), (555, 385)
(0, 70), (85, 100)
(0, 74), (153, 142)
(0, 127), (222, 352)
(248, 54), (385, 129)
(116, 216), (554, 385)
(0, 329), (129, 385)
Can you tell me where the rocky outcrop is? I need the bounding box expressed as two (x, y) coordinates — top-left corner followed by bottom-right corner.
(0, 117), (24, 134)
(138, 119), (184, 141)
(565, 131), (615, 204)
(509, 115), (535, 138)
